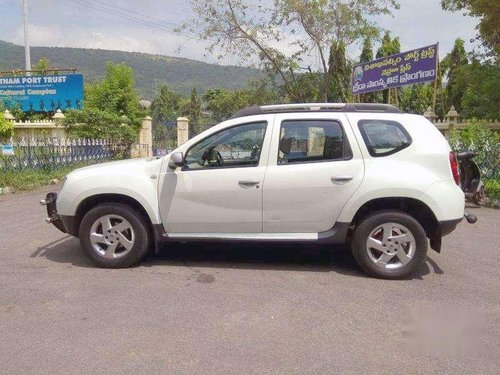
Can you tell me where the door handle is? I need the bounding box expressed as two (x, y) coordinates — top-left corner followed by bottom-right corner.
(331, 175), (354, 185)
(238, 179), (260, 187)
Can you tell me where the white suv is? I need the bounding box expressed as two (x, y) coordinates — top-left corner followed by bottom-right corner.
(41, 103), (468, 279)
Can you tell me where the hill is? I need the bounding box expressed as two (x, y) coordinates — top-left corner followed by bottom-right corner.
(0, 40), (262, 99)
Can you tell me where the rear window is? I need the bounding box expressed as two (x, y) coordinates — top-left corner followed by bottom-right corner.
(358, 120), (412, 157)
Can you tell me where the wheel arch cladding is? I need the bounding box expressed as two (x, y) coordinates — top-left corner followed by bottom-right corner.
(349, 197), (439, 243)
(73, 194), (154, 238)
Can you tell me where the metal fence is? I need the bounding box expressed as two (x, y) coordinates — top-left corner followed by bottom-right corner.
(1, 137), (134, 171)
(451, 140), (500, 181)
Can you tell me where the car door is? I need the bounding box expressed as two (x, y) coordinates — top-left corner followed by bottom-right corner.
(263, 113), (364, 233)
(160, 120), (271, 233)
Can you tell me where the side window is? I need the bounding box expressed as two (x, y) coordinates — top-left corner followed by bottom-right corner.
(185, 121), (267, 170)
(358, 120), (412, 157)
(278, 120), (349, 165)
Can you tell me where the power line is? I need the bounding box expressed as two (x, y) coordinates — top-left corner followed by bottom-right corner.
(91, 0), (178, 28)
(68, 0), (177, 33)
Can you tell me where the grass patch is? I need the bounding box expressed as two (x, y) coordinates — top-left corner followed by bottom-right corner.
(0, 163), (94, 192)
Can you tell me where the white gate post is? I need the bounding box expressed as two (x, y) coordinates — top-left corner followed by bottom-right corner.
(177, 117), (189, 146)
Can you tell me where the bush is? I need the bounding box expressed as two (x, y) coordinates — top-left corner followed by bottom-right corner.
(64, 108), (138, 143)
(484, 179), (500, 200)
(448, 119), (500, 181)
(0, 111), (14, 142)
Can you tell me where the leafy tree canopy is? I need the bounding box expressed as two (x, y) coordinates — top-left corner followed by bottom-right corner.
(442, 0), (500, 58)
(64, 62), (143, 142)
(181, 0), (399, 101)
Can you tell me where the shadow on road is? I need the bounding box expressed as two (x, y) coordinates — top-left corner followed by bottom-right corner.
(32, 237), (443, 279)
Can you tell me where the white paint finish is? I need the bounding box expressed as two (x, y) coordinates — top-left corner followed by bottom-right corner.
(336, 113), (464, 222)
(55, 109), (465, 240)
(56, 157), (164, 224)
(158, 118), (274, 233)
(160, 166), (267, 233)
(262, 113), (364, 233)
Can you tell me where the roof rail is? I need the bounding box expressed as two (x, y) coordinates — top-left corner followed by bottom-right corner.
(230, 103), (401, 119)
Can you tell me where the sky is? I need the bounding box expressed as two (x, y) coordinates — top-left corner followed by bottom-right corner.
(0, 0), (480, 67)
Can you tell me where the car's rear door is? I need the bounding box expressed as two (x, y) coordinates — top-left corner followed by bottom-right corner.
(262, 113), (364, 233)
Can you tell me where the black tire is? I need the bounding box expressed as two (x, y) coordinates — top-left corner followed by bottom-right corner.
(351, 210), (428, 279)
(79, 203), (151, 268)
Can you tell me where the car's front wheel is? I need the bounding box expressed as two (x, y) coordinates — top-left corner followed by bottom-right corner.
(79, 203), (151, 268)
(351, 210), (428, 279)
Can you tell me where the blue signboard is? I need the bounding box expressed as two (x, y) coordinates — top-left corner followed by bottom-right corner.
(352, 44), (438, 95)
(0, 74), (84, 112)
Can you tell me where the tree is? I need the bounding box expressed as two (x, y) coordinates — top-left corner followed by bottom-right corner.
(358, 37), (375, 102)
(64, 62), (142, 142)
(0, 105), (14, 142)
(455, 60), (500, 119)
(376, 32), (401, 103)
(84, 62), (142, 123)
(442, 0), (500, 57)
(151, 84), (181, 146)
(203, 82), (280, 122)
(328, 41), (352, 102)
(151, 84), (181, 125)
(442, 38), (469, 112)
(181, 0), (399, 101)
(33, 58), (50, 75)
(399, 84), (433, 114)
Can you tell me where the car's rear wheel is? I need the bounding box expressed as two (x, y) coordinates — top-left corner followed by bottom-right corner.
(351, 210), (428, 279)
(79, 203), (151, 268)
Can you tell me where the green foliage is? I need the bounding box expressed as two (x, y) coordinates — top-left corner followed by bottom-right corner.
(33, 58), (50, 75)
(449, 119), (499, 150)
(183, 0), (399, 101)
(85, 62), (142, 123)
(399, 84), (433, 114)
(63, 108), (136, 142)
(328, 41), (352, 102)
(376, 32), (401, 103)
(0, 162), (92, 191)
(64, 62), (142, 142)
(484, 179), (500, 199)
(448, 119), (500, 180)
(442, 39), (469, 112)
(455, 60), (500, 120)
(0, 107), (14, 142)
(151, 84), (181, 124)
(0, 40), (262, 98)
(441, 0), (500, 58)
(203, 82), (280, 122)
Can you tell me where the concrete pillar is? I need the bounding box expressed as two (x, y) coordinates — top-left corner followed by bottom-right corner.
(423, 106), (437, 123)
(177, 117), (189, 147)
(140, 116), (153, 157)
(445, 106), (459, 125)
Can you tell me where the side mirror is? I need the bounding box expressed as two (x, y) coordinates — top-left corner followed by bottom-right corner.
(168, 151), (185, 169)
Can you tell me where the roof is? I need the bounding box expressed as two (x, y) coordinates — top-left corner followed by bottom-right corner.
(230, 103), (402, 119)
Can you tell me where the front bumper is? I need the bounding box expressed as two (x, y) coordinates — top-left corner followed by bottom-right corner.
(40, 192), (67, 233)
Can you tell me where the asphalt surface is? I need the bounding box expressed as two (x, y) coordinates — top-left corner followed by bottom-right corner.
(0, 185), (499, 374)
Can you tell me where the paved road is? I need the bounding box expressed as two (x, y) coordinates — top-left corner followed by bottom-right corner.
(1, 185), (499, 374)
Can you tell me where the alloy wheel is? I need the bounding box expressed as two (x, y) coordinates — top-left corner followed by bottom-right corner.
(366, 222), (416, 270)
(89, 214), (135, 259)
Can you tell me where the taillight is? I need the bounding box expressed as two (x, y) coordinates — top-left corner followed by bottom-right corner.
(449, 151), (460, 185)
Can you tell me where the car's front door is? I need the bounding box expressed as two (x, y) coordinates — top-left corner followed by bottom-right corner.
(262, 114), (364, 233)
(160, 120), (271, 233)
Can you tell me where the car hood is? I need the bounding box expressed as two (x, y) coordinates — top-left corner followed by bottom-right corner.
(67, 157), (164, 179)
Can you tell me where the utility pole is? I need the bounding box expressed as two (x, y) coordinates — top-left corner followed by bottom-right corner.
(23, 0), (31, 72)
